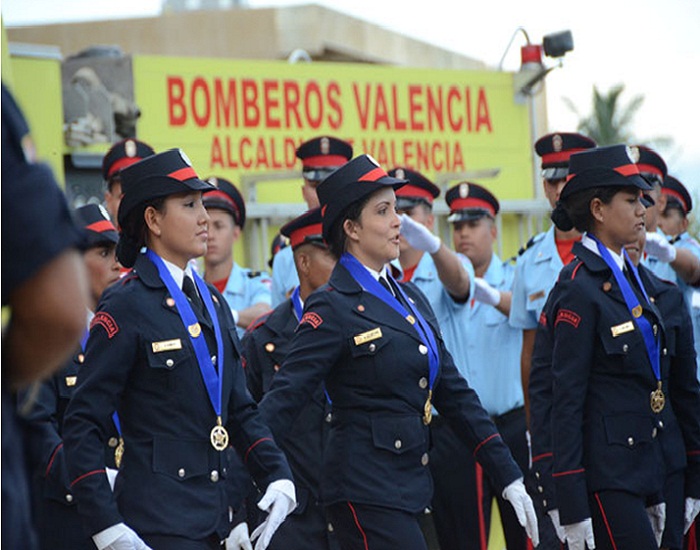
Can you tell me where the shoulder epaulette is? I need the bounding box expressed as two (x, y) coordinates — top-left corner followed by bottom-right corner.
(515, 233), (543, 258)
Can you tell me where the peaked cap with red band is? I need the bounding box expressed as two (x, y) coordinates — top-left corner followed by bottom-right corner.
(202, 176), (247, 229)
(317, 154), (407, 240)
(102, 138), (156, 182)
(663, 175), (692, 214)
(632, 145), (668, 184)
(445, 182), (499, 222)
(117, 148), (214, 228)
(560, 144), (653, 201)
(296, 136), (353, 169)
(281, 207), (325, 250)
(74, 203), (119, 248)
(389, 167), (440, 209)
(535, 132), (596, 180)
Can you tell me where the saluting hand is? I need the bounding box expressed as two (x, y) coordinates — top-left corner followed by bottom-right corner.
(644, 232), (677, 263)
(399, 214), (441, 254)
(502, 478), (540, 547)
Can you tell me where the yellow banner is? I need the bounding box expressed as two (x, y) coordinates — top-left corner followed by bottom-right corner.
(133, 56), (533, 202)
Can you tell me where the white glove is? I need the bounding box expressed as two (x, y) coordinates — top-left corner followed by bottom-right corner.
(547, 509), (567, 544)
(92, 523), (153, 550)
(645, 232), (677, 263)
(684, 497), (700, 534)
(106, 467), (118, 491)
(250, 479), (296, 550)
(646, 502), (666, 546)
(226, 521), (253, 550)
(562, 518), (595, 550)
(473, 277), (501, 307)
(502, 478), (539, 547)
(399, 214), (441, 254)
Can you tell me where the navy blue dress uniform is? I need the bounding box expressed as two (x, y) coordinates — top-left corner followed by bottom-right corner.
(530, 145), (700, 549)
(2, 83), (85, 550)
(259, 155), (528, 550)
(18, 204), (122, 550)
(62, 150), (293, 549)
(271, 136), (353, 306)
(242, 208), (338, 550)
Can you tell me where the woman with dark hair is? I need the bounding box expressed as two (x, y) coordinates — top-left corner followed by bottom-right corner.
(531, 145), (700, 550)
(257, 154), (539, 550)
(62, 149), (295, 550)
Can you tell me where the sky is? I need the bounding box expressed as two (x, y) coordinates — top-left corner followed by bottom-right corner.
(4, 0), (700, 191)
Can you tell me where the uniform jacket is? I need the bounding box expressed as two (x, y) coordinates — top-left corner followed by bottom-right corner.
(258, 261), (522, 514)
(19, 351), (120, 549)
(63, 253), (292, 540)
(531, 243), (700, 525)
(242, 299), (331, 511)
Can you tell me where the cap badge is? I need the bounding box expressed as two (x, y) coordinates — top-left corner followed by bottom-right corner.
(179, 149), (192, 167)
(395, 168), (405, 179)
(459, 183), (470, 198)
(628, 146), (640, 164)
(552, 134), (563, 152)
(320, 137), (330, 155)
(207, 177), (219, 188)
(125, 139), (137, 157)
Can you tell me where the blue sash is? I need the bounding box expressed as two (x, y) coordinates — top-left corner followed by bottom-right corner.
(340, 253), (439, 392)
(589, 235), (660, 383)
(146, 250), (225, 420)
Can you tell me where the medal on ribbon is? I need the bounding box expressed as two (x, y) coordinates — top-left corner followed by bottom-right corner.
(146, 250), (229, 450)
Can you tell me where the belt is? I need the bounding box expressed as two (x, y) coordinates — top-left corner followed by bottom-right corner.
(491, 405), (525, 426)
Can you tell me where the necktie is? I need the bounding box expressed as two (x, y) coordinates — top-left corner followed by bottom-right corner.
(379, 276), (394, 297)
(182, 275), (204, 318)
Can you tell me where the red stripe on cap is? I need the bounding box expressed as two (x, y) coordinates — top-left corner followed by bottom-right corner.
(449, 197), (496, 217)
(358, 167), (388, 182)
(106, 157), (143, 178)
(86, 220), (117, 234)
(662, 188), (689, 212)
(395, 184), (435, 202)
(290, 223), (323, 248)
(636, 163), (663, 177)
(541, 149), (588, 165)
(567, 162), (641, 182)
(168, 167), (198, 181)
(206, 190), (242, 223)
(302, 154), (349, 168)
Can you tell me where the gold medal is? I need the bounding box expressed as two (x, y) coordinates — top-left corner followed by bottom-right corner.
(632, 305), (643, 318)
(114, 437), (124, 468)
(188, 322), (201, 338)
(423, 390), (433, 425)
(210, 417), (229, 451)
(650, 381), (665, 413)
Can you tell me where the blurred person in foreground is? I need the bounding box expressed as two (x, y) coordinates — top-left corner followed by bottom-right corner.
(2, 83), (89, 550)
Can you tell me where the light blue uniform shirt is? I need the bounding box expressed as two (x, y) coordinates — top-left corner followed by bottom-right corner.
(271, 246), (298, 307)
(407, 251), (475, 378)
(462, 255), (524, 417)
(644, 229), (700, 378)
(509, 226), (565, 330)
(219, 262), (272, 338)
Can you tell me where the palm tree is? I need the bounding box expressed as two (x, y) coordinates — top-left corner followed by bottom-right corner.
(563, 84), (647, 145)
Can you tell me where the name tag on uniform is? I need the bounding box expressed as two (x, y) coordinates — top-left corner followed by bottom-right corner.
(152, 339), (183, 353)
(354, 328), (383, 346)
(65, 376), (77, 387)
(611, 321), (635, 337)
(528, 290), (545, 302)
